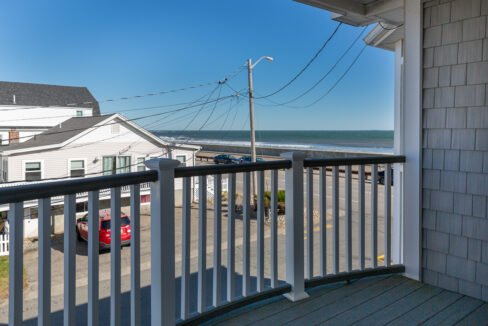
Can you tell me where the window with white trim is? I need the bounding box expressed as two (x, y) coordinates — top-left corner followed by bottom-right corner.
(70, 160), (85, 177)
(76, 110), (83, 117)
(136, 157), (146, 172)
(103, 156), (131, 175)
(176, 155), (187, 167)
(25, 161), (41, 181)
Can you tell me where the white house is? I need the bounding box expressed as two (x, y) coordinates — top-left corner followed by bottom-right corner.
(0, 81), (101, 145)
(0, 112), (200, 236)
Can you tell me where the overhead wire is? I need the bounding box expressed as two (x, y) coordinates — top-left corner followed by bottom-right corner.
(255, 22), (343, 99)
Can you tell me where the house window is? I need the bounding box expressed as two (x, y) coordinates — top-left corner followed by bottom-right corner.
(103, 156), (131, 175)
(176, 155), (187, 167)
(111, 124), (120, 134)
(136, 157), (146, 172)
(76, 110), (83, 117)
(117, 156), (131, 173)
(70, 160), (85, 177)
(25, 161), (42, 181)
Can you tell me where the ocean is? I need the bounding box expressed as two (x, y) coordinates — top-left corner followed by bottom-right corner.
(152, 130), (394, 154)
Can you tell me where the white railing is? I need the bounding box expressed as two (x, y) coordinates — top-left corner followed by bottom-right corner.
(0, 222), (8, 256)
(0, 153), (405, 326)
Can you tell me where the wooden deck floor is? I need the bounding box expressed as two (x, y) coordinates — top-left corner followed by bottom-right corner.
(209, 275), (488, 325)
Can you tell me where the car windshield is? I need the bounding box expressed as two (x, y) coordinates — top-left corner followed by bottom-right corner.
(101, 216), (130, 230)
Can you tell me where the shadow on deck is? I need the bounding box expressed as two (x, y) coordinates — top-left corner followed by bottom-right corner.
(6, 271), (488, 325)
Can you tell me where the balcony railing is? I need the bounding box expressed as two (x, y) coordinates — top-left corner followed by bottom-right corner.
(0, 152), (405, 326)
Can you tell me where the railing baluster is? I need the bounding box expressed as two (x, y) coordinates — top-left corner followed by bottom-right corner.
(332, 166), (339, 274)
(213, 175), (222, 306)
(64, 194), (76, 326)
(270, 170), (278, 288)
(38, 197), (51, 326)
(110, 187), (121, 326)
(181, 178), (191, 319)
(242, 172), (251, 296)
(227, 173), (236, 301)
(257, 170), (265, 292)
(384, 164), (392, 267)
(319, 167), (327, 277)
(345, 166), (352, 272)
(130, 185), (140, 326)
(306, 167), (314, 279)
(358, 165), (366, 270)
(9, 202), (23, 326)
(88, 191), (99, 326)
(198, 175), (207, 313)
(371, 164), (378, 268)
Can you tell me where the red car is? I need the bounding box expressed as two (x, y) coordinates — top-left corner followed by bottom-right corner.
(76, 210), (131, 250)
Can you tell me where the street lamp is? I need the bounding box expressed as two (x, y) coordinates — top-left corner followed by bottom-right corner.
(247, 55), (273, 205)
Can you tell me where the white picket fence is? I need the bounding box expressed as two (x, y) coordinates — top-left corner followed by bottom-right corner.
(0, 222), (9, 256)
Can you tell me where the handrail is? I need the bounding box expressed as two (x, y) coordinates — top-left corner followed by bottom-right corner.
(0, 171), (157, 205)
(174, 160), (292, 178)
(303, 155), (406, 167)
(0, 155), (406, 205)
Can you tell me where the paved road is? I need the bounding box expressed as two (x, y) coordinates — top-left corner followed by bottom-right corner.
(0, 159), (392, 323)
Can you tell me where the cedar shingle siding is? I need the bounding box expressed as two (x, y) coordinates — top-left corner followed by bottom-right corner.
(423, 0), (488, 301)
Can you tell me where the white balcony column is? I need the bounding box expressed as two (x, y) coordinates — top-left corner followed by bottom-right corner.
(145, 158), (180, 326)
(402, 0), (422, 280)
(280, 151), (309, 302)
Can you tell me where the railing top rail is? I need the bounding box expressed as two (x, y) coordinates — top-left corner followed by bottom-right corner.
(303, 155), (406, 167)
(0, 171), (157, 205)
(174, 160), (292, 178)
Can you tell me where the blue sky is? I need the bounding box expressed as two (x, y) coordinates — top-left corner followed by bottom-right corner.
(0, 0), (394, 130)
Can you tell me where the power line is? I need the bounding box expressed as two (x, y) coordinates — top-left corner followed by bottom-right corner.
(378, 21), (404, 31)
(2, 93), (239, 143)
(181, 84), (222, 130)
(264, 27), (367, 106)
(198, 86), (223, 130)
(255, 22), (343, 99)
(301, 44), (368, 108)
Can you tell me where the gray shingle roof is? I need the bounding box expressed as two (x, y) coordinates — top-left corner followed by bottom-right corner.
(0, 81), (100, 115)
(1, 115), (110, 152)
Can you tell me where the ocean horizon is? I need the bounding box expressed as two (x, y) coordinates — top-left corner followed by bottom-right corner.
(152, 130), (394, 153)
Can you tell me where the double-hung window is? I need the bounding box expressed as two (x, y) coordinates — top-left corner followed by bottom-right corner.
(136, 157), (146, 172)
(70, 160), (85, 177)
(25, 161), (42, 181)
(103, 156), (132, 175)
(176, 155), (187, 167)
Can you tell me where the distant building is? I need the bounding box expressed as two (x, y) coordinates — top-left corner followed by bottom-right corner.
(0, 81), (100, 145)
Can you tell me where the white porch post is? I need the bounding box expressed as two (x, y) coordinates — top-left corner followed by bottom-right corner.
(393, 39), (404, 265)
(146, 158), (180, 326)
(281, 152), (309, 302)
(402, 0), (423, 281)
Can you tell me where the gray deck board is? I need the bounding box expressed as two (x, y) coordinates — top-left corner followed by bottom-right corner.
(253, 275), (392, 326)
(287, 276), (406, 325)
(213, 276), (488, 326)
(422, 296), (484, 326)
(455, 303), (488, 326)
(388, 290), (463, 325)
(322, 278), (423, 325)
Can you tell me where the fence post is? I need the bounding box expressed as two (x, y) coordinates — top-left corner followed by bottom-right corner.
(145, 158), (180, 326)
(280, 152), (309, 302)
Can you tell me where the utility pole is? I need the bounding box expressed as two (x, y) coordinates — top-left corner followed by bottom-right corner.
(247, 58), (257, 206)
(246, 56), (273, 207)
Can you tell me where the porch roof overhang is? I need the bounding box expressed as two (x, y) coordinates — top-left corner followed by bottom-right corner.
(296, 0), (404, 26)
(296, 0), (405, 51)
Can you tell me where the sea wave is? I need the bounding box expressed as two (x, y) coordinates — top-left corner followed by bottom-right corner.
(160, 136), (394, 154)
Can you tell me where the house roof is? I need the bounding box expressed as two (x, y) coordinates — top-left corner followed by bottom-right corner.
(0, 113), (201, 155)
(1, 115), (108, 152)
(0, 81), (100, 115)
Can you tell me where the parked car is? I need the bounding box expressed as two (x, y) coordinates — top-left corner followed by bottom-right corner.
(213, 154), (238, 164)
(239, 155), (265, 164)
(378, 168), (394, 185)
(76, 210), (131, 251)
